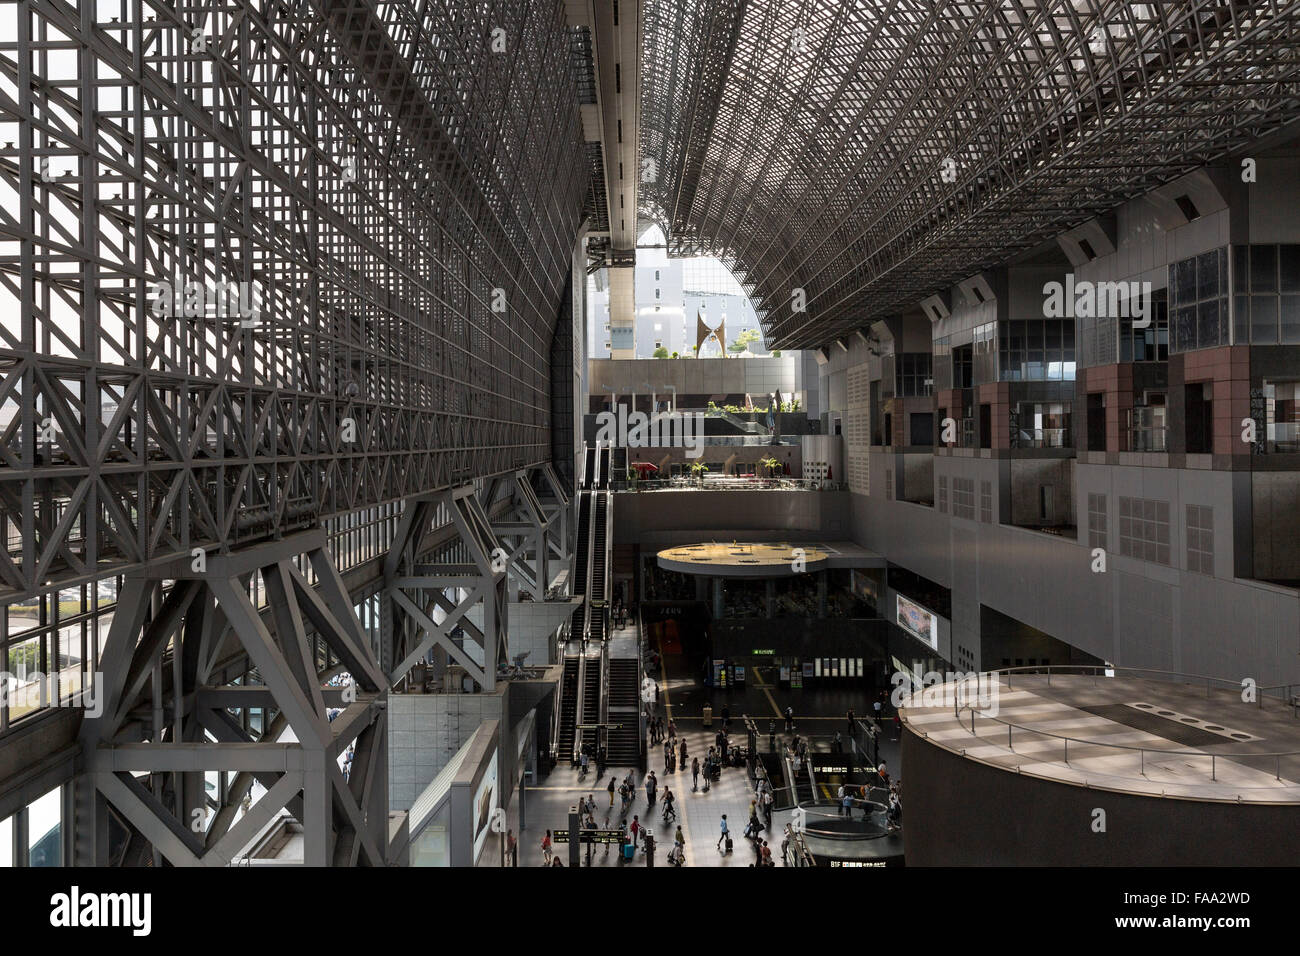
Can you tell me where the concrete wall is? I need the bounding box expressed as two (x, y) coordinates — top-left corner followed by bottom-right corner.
(902, 725), (1300, 865)
(588, 356), (799, 403)
(614, 488), (852, 540)
(388, 692), (505, 812)
(848, 482), (1300, 683)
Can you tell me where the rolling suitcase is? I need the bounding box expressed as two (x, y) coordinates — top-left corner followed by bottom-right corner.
(724, 835), (733, 853)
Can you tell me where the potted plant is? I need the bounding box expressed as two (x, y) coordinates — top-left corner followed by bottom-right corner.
(759, 456), (779, 483)
(689, 460), (709, 487)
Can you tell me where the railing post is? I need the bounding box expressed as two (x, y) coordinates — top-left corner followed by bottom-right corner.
(1008, 723), (1012, 752)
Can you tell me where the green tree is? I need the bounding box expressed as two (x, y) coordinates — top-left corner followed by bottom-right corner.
(653, 346), (669, 359)
(729, 328), (763, 353)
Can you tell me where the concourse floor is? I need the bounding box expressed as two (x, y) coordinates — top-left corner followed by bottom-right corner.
(508, 730), (782, 867)
(483, 627), (903, 868)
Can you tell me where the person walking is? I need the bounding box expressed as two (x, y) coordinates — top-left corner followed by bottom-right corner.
(506, 828), (518, 867)
(646, 771), (657, 808)
(832, 731), (842, 754)
(762, 786), (774, 829)
(784, 705), (794, 733)
(541, 829), (553, 865)
(716, 814), (730, 852)
(692, 756), (701, 792)
(664, 739), (672, 772)
(847, 707), (855, 733)
(608, 776), (616, 809)
(679, 736), (688, 766)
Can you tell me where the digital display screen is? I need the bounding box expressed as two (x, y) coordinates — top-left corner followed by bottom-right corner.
(896, 593), (939, 651)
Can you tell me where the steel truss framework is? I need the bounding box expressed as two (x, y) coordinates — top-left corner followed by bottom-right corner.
(0, 0), (589, 605)
(640, 0), (1300, 349)
(76, 530), (389, 866)
(380, 467), (569, 686)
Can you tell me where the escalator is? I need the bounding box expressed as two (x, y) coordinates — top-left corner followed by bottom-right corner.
(570, 491), (591, 639)
(598, 445), (612, 489)
(581, 445), (596, 491)
(557, 655), (580, 762)
(605, 658), (642, 766)
(579, 652), (602, 754)
(790, 755), (815, 804)
(587, 492), (608, 642)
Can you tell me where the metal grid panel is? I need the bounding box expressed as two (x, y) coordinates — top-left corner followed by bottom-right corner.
(640, 0), (1300, 349)
(0, 0), (589, 603)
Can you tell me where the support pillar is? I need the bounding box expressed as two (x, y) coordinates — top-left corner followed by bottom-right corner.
(77, 530), (389, 867)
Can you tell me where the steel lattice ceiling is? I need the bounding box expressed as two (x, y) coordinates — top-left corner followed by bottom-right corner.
(640, 0), (1300, 349)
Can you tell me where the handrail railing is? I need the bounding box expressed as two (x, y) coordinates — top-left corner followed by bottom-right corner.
(933, 667), (1300, 786)
(783, 826), (815, 867)
(572, 652), (586, 765)
(794, 799), (892, 842)
(620, 477), (843, 492)
(637, 604), (648, 772)
(991, 664), (1299, 707)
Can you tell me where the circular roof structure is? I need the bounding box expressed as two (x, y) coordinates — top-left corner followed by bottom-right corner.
(657, 542), (829, 578)
(900, 669), (1300, 805)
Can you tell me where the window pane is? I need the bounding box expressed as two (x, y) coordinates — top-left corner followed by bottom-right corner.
(1251, 296), (1279, 344)
(1281, 295), (1300, 344)
(27, 787), (61, 867)
(0, 816), (11, 867)
(1233, 245), (1249, 294)
(1173, 258), (1196, 305)
(1197, 251), (1219, 300)
(1234, 296), (1250, 344)
(1198, 299), (1220, 347)
(1251, 245), (1278, 292)
(1280, 245), (1300, 294)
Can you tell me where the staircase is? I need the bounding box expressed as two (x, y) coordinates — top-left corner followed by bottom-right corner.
(557, 655), (580, 761)
(605, 658), (642, 766)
